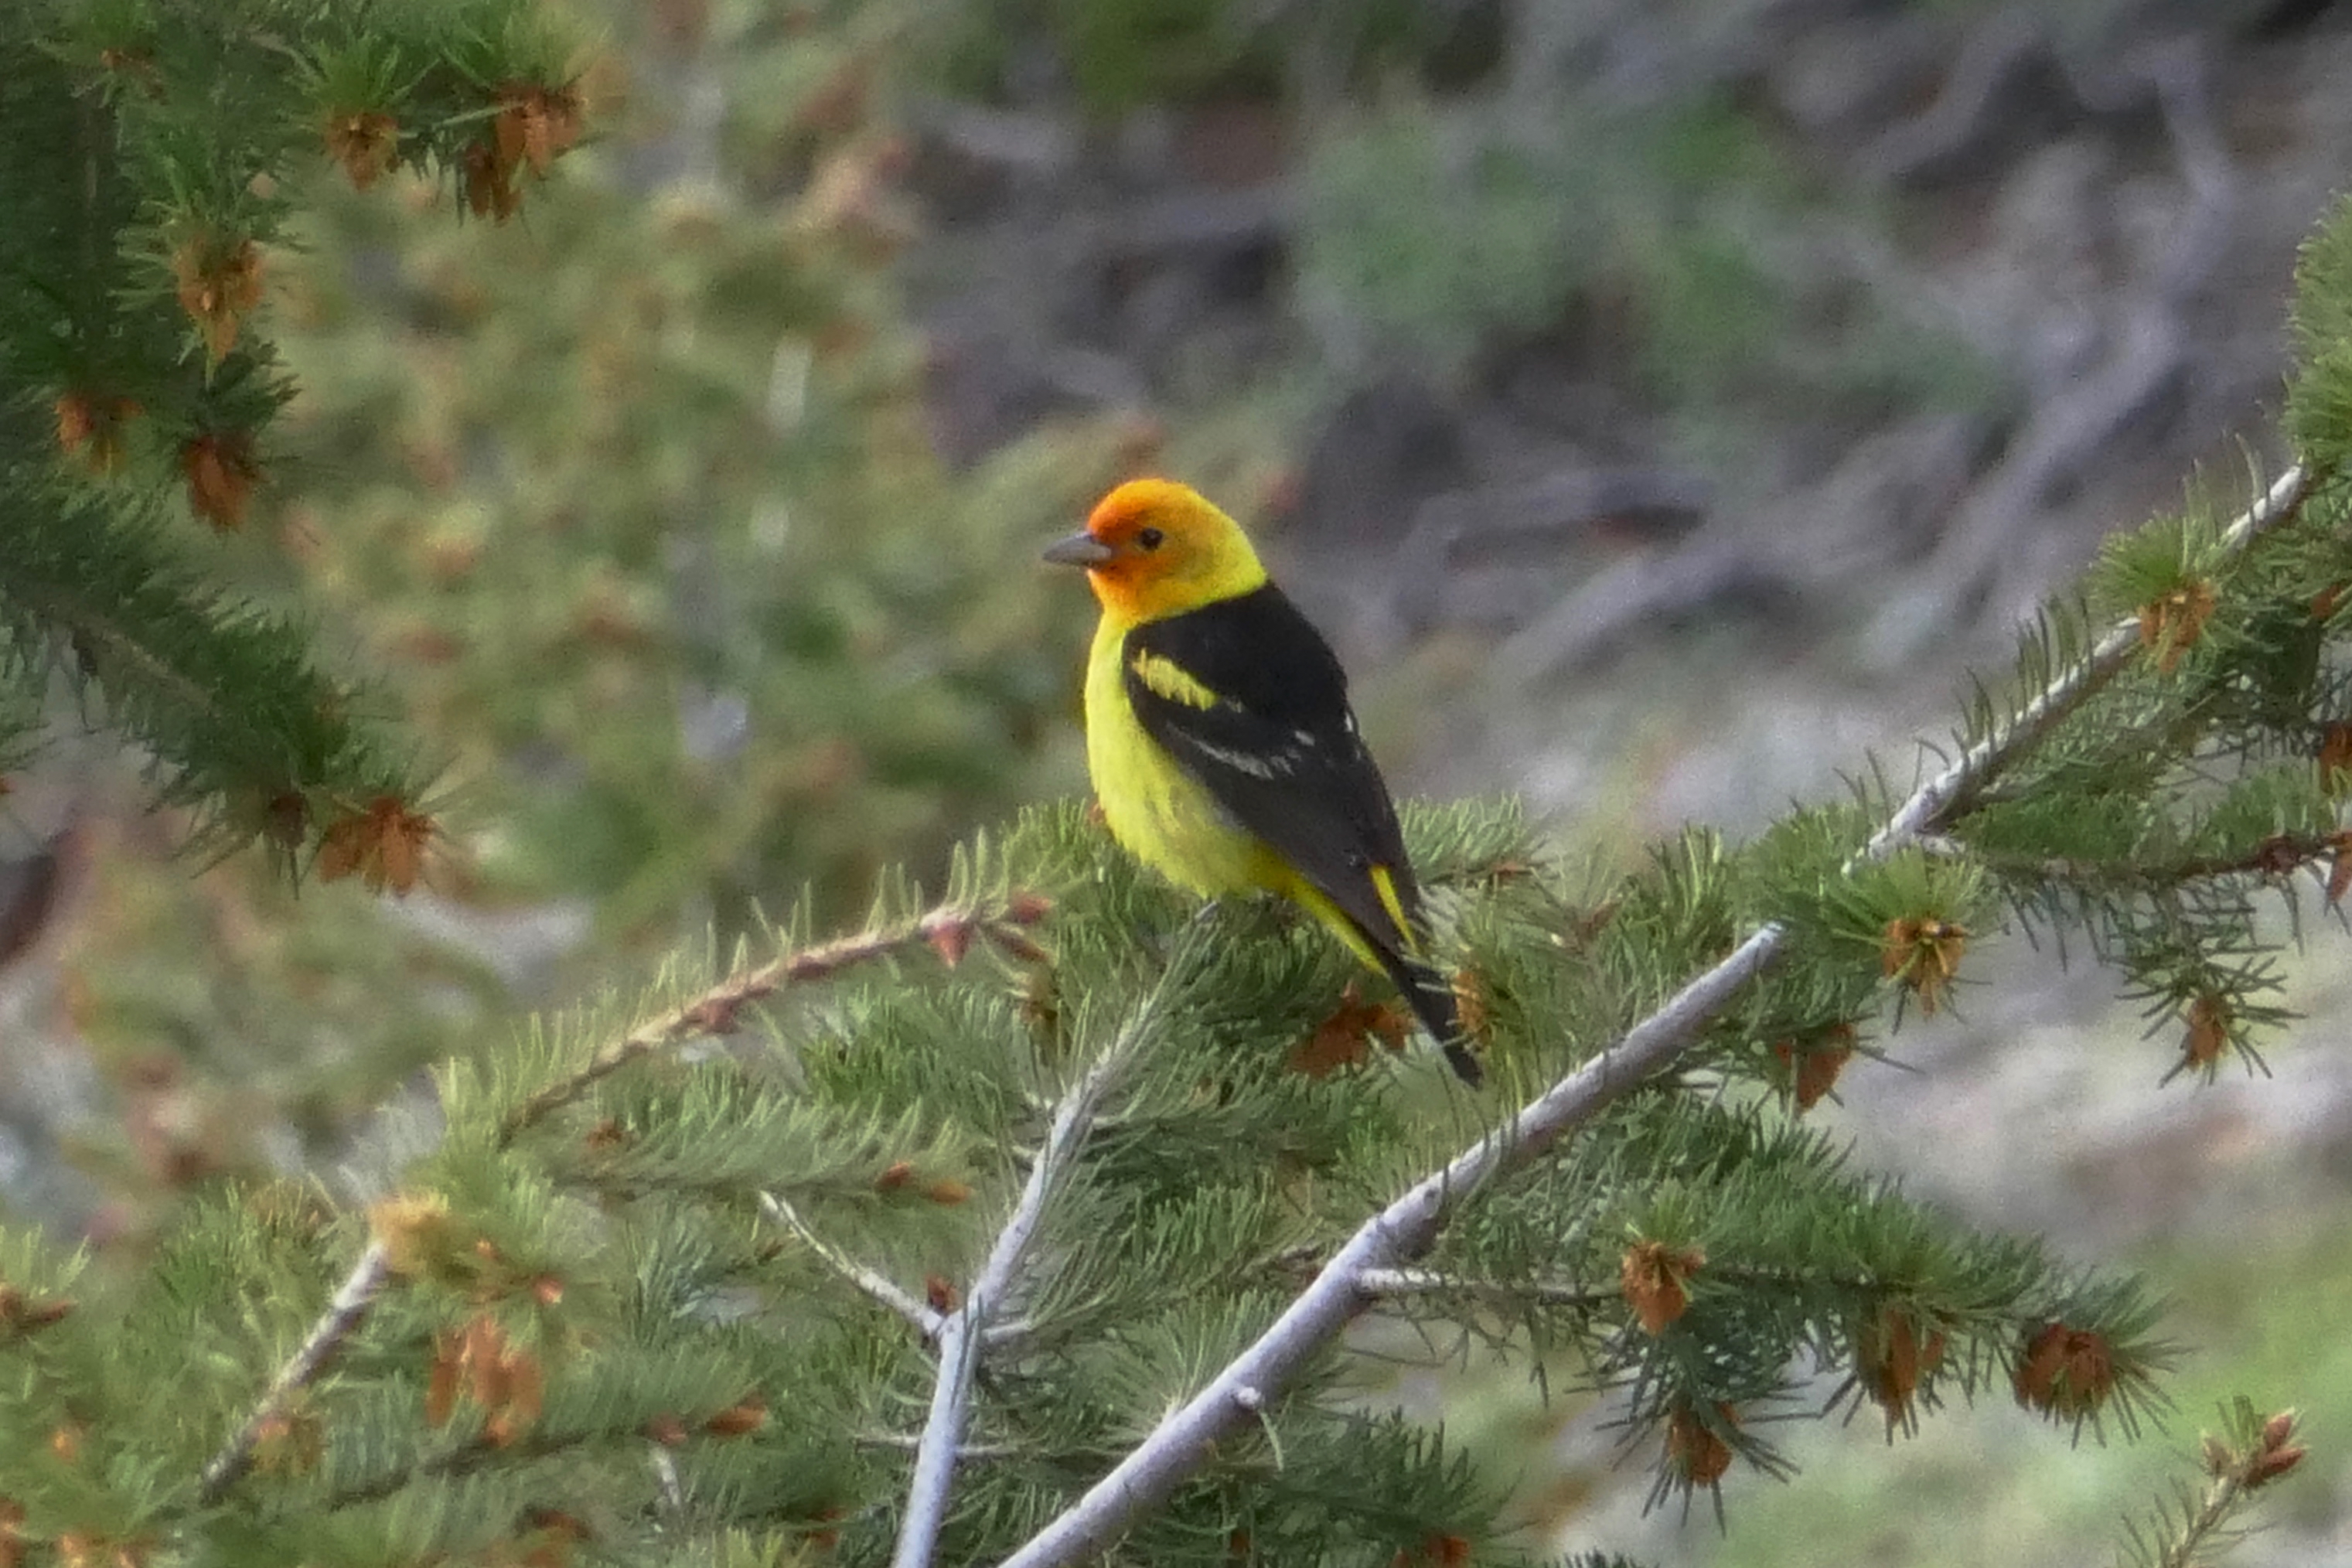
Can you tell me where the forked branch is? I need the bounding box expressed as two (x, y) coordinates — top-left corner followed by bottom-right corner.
(892, 933), (1201, 1568)
(998, 462), (2316, 1568)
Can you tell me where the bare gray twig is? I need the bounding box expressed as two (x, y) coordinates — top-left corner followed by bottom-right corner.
(1354, 1267), (1620, 1311)
(891, 938), (1198, 1568)
(198, 1239), (393, 1504)
(763, 1191), (946, 1341)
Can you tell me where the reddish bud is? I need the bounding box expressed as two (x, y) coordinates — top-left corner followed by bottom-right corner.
(924, 915), (971, 968)
(262, 790), (308, 850)
(1855, 1304), (1945, 1427)
(171, 235), (264, 364)
(2139, 579), (2217, 673)
(2248, 1440), (2306, 1488)
(316, 796), (435, 894)
(1881, 916), (1966, 1015)
(493, 82), (585, 177)
(425, 1332), (462, 1427)
(461, 139), (520, 220)
(2013, 1322), (2116, 1420)
(1772, 1022), (1856, 1111)
(2181, 995), (2230, 1073)
(704, 1394), (768, 1438)
(679, 995), (744, 1035)
(1665, 1402), (1737, 1487)
(2322, 724), (2352, 795)
(55, 392), (141, 475)
(251, 1409), (323, 1476)
(1288, 983), (1410, 1078)
(2246, 1408), (2306, 1489)
(2252, 833), (2306, 876)
(179, 431), (261, 530)
(1621, 1239), (1704, 1336)
(323, 110), (399, 189)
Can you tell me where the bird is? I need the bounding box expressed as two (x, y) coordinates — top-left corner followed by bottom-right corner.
(1044, 477), (1480, 1085)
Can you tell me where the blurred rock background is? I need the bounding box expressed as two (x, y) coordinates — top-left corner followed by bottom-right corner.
(4, 0), (2350, 1559)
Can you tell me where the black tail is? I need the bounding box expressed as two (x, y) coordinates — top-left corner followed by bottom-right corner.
(1385, 949), (1482, 1087)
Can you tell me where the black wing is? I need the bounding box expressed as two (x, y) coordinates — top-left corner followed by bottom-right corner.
(1122, 585), (1420, 949)
(1126, 588), (1478, 1082)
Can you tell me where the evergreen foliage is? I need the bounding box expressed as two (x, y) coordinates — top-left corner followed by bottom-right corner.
(263, 122), (1101, 929)
(0, 0), (587, 876)
(5, 373), (2347, 1557)
(3, 0), (2350, 1563)
(23, 0), (1123, 1244)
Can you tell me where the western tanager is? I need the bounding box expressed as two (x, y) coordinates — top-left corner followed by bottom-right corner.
(1045, 478), (1479, 1084)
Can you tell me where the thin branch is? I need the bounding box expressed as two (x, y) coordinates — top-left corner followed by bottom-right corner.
(1001, 927), (1779, 1568)
(1951, 830), (2347, 891)
(318, 1425), (595, 1512)
(315, 1381), (815, 1517)
(762, 1191), (946, 1341)
(500, 893), (1048, 1143)
(2159, 1476), (2251, 1568)
(205, 892), (1055, 1507)
(1354, 1267), (1619, 1311)
(1900, 463), (2313, 831)
(2148, 1406), (2306, 1568)
(997, 462), (2316, 1568)
(198, 1240), (392, 1504)
(891, 936), (1196, 1568)
(861, 1430), (1031, 1461)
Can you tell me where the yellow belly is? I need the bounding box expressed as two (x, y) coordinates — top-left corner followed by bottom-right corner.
(1084, 617), (1273, 898)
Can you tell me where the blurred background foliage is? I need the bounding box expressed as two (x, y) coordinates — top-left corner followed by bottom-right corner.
(8, 0), (2352, 1559)
(26, 0), (1137, 1242)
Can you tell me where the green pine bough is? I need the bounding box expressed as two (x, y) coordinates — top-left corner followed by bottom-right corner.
(4, 437), (2343, 1563)
(5, 12), (2352, 1562)
(0, 0), (583, 880)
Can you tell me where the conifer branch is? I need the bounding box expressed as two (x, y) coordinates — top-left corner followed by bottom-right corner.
(862, 1432), (1029, 1461)
(2128, 1403), (2306, 1568)
(2156, 1474), (2255, 1568)
(499, 894), (1048, 1143)
(1928, 829), (2348, 891)
(319, 1425), (595, 1512)
(762, 1191), (947, 1340)
(1353, 1267), (1619, 1311)
(1894, 464), (2313, 833)
(1000, 925), (1782, 1568)
(893, 939), (1195, 1568)
(197, 1239), (392, 1504)
(997, 462), (2316, 1568)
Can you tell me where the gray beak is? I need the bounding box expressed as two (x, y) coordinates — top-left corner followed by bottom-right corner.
(1041, 531), (1116, 568)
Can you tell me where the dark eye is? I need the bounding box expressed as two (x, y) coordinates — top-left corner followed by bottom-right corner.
(1136, 527), (1164, 551)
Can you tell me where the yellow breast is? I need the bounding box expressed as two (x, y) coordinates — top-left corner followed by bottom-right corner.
(1083, 615), (1270, 897)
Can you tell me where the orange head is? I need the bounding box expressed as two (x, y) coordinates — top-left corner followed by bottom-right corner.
(1041, 479), (1268, 622)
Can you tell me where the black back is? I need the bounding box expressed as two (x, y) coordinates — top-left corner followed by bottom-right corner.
(1122, 584), (1420, 949)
